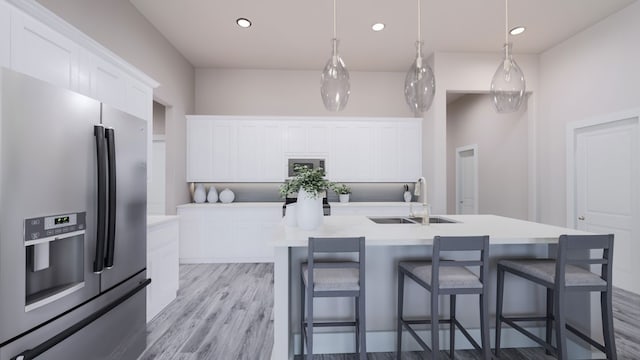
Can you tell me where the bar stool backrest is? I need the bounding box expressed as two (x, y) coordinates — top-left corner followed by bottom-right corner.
(556, 234), (614, 290)
(307, 236), (365, 295)
(432, 235), (490, 288)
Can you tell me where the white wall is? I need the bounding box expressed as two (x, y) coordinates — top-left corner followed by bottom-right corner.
(537, 1), (640, 226)
(425, 51), (539, 214)
(36, 0), (195, 215)
(446, 94), (529, 219)
(195, 68), (413, 117)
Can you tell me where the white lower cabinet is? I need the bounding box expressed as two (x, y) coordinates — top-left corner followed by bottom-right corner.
(147, 216), (180, 322)
(177, 204), (281, 263)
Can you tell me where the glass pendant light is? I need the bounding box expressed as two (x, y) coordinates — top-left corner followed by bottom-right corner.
(320, 0), (350, 111)
(490, 0), (526, 113)
(404, 0), (435, 114)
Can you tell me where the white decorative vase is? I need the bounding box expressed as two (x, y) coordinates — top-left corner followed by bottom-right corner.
(296, 188), (323, 230)
(219, 188), (235, 203)
(193, 184), (206, 203)
(339, 194), (350, 203)
(403, 191), (412, 203)
(206, 186), (218, 203)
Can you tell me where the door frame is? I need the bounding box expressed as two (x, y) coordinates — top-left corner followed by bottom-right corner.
(455, 144), (479, 214)
(565, 108), (640, 229)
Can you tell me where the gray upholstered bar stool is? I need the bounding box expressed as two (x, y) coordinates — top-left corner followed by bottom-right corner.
(396, 235), (492, 359)
(300, 236), (366, 360)
(495, 234), (617, 359)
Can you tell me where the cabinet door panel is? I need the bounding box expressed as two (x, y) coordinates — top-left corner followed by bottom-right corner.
(285, 125), (306, 153)
(187, 119), (214, 181)
(236, 123), (262, 181)
(211, 122), (235, 181)
(331, 124), (374, 181)
(261, 124), (284, 181)
(11, 9), (79, 90)
(178, 211), (203, 260)
(90, 55), (126, 110)
(397, 123), (421, 180)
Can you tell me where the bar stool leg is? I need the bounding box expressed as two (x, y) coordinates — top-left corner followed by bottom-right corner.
(307, 287), (314, 360)
(355, 296), (360, 353)
(601, 290), (617, 360)
(495, 265), (505, 358)
(430, 290), (439, 359)
(480, 291), (491, 360)
(450, 295), (456, 359)
(554, 288), (567, 360)
(545, 288), (553, 355)
(300, 277), (305, 356)
(396, 270), (405, 359)
(359, 293), (367, 360)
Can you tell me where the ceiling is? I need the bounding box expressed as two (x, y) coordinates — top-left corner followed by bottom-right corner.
(130, 0), (636, 72)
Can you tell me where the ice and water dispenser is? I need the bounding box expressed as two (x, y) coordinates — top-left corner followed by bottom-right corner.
(24, 212), (86, 311)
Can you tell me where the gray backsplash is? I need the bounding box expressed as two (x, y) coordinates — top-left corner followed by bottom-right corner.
(189, 182), (417, 203)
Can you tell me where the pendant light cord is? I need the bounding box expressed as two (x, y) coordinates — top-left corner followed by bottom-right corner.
(417, 0), (421, 43)
(333, 0), (337, 39)
(504, 0), (508, 45)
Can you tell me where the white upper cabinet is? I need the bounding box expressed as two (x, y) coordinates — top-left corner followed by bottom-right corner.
(186, 116), (422, 183)
(11, 8), (80, 91)
(5, 0), (158, 180)
(86, 52), (126, 109)
(237, 120), (284, 181)
(330, 122), (375, 181)
(284, 121), (329, 155)
(0, 2), (10, 68)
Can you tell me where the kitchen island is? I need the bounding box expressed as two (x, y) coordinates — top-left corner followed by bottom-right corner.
(271, 214), (597, 359)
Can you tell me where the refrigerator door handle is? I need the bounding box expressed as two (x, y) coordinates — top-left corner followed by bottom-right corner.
(93, 125), (107, 274)
(105, 127), (116, 269)
(10, 278), (152, 360)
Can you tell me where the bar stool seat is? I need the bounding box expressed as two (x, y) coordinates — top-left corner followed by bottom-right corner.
(399, 261), (483, 289)
(302, 264), (360, 291)
(498, 259), (607, 287)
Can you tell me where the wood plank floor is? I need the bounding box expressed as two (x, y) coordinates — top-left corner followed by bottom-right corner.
(138, 264), (639, 360)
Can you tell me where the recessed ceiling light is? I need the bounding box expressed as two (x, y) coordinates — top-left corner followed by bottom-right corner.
(509, 26), (525, 35)
(236, 18), (252, 28)
(371, 23), (385, 32)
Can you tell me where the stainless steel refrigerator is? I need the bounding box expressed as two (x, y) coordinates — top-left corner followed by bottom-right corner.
(0, 68), (149, 360)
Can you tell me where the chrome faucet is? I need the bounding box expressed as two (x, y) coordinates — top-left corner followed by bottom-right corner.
(411, 177), (429, 225)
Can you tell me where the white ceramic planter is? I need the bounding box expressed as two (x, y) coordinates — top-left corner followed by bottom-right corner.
(339, 194), (350, 203)
(296, 188), (323, 230)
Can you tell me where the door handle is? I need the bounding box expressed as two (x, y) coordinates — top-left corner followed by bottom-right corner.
(578, 216), (585, 221)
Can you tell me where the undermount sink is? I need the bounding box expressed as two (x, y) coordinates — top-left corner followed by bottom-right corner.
(367, 216), (459, 224)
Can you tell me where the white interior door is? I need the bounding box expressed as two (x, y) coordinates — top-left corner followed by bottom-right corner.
(456, 145), (478, 214)
(574, 117), (639, 294)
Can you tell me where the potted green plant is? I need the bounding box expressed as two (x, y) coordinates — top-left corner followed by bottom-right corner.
(280, 165), (331, 230)
(332, 183), (351, 203)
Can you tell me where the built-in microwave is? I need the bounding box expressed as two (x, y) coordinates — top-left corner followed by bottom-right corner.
(288, 158), (325, 177)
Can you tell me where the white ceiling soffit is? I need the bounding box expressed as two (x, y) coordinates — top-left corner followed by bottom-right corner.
(130, 0), (636, 71)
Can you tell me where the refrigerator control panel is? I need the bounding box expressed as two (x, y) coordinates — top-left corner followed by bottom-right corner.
(24, 212), (86, 241)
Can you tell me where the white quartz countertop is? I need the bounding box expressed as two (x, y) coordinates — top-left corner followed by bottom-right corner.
(272, 214), (592, 247)
(147, 215), (179, 228)
(330, 202), (419, 207)
(177, 202), (283, 208)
